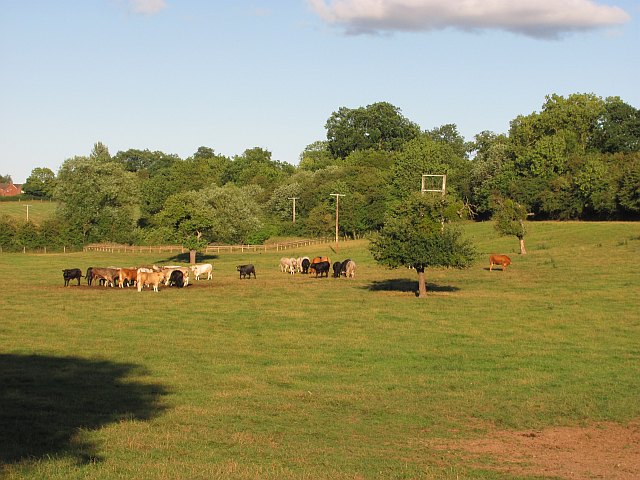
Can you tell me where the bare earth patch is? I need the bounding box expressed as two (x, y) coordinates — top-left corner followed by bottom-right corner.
(434, 420), (640, 479)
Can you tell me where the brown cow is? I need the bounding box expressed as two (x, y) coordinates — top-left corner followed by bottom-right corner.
(91, 267), (119, 287)
(489, 255), (511, 271)
(118, 268), (138, 288)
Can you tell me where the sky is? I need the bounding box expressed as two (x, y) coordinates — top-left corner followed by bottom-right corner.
(1, 0), (639, 183)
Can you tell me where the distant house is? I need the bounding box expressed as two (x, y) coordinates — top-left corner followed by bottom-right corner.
(0, 182), (23, 197)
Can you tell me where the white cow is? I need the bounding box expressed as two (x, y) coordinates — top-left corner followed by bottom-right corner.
(345, 260), (356, 278)
(280, 257), (294, 273)
(190, 263), (213, 280)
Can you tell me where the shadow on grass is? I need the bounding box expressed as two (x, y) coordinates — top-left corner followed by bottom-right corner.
(0, 354), (168, 466)
(155, 253), (219, 264)
(364, 278), (460, 296)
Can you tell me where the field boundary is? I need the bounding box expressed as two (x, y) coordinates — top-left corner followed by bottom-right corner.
(82, 237), (337, 254)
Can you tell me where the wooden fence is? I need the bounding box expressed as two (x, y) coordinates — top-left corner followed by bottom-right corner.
(82, 238), (334, 254)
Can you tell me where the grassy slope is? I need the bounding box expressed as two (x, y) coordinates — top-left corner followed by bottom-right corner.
(1, 221), (639, 479)
(0, 200), (57, 224)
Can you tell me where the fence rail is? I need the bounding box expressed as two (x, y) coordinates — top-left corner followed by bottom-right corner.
(82, 238), (334, 254)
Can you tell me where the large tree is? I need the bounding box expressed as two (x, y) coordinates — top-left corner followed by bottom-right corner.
(22, 167), (56, 198)
(54, 156), (139, 243)
(154, 184), (263, 263)
(370, 193), (476, 298)
(325, 102), (420, 159)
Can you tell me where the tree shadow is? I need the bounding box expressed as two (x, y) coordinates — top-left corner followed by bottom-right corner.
(364, 278), (460, 296)
(0, 354), (168, 466)
(155, 253), (219, 264)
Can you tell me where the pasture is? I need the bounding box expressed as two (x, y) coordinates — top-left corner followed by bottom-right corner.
(0, 200), (57, 225)
(1, 221), (639, 479)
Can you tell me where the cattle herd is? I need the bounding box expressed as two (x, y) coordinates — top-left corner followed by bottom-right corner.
(61, 263), (213, 291)
(279, 256), (356, 278)
(62, 253), (510, 290)
(61, 255), (359, 291)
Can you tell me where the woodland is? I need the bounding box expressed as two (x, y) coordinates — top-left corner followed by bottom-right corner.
(2, 92), (639, 251)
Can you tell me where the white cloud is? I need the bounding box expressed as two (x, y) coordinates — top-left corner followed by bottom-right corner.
(128, 0), (167, 15)
(307, 0), (631, 39)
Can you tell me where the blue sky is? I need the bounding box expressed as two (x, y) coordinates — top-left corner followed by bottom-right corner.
(1, 0), (639, 183)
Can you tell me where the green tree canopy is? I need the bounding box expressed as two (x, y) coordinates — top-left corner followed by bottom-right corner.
(370, 193), (476, 298)
(54, 156), (140, 244)
(325, 102), (420, 159)
(22, 167), (56, 198)
(492, 198), (529, 254)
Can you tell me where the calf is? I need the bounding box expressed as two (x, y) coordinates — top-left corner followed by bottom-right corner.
(62, 268), (83, 286)
(312, 261), (330, 278)
(489, 254), (511, 272)
(237, 264), (256, 279)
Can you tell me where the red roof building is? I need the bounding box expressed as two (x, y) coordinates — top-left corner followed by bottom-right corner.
(0, 182), (23, 197)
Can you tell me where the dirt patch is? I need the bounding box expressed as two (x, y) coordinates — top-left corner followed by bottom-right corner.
(434, 420), (640, 479)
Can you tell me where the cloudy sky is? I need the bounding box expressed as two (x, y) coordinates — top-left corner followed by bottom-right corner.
(1, 0), (638, 182)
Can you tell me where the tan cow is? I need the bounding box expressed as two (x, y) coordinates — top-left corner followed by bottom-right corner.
(489, 255), (511, 272)
(137, 270), (166, 292)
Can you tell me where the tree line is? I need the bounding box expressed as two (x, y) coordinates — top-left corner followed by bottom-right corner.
(2, 92), (639, 253)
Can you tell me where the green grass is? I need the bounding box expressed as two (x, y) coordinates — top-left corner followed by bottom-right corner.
(1, 221), (639, 479)
(0, 200), (58, 224)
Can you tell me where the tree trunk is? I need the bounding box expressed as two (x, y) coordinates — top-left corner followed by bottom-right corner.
(189, 249), (197, 265)
(416, 267), (428, 298)
(519, 237), (527, 255)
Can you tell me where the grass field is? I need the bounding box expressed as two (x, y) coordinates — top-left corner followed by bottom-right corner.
(0, 200), (57, 224)
(1, 221), (639, 479)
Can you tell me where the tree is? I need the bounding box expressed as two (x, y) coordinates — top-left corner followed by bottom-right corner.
(493, 198), (529, 255)
(0, 174), (13, 183)
(90, 142), (112, 163)
(54, 156), (140, 243)
(390, 134), (470, 201)
(298, 141), (337, 171)
(155, 185), (263, 263)
(369, 193), (476, 298)
(22, 167), (56, 198)
(325, 102), (420, 159)
(590, 96), (640, 153)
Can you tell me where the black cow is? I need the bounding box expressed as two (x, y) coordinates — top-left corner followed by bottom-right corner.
(312, 261), (330, 278)
(339, 258), (351, 277)
(332, 261), (342, 278)
(168, 270), (184, 288)
(237, 264), (256, 279)
(86, 267), (94, 286)
(62, 268), (83, 286)
(301, 258), (310, 274)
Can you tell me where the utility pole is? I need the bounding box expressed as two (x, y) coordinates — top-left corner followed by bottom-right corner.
(288, 197), (299, 223)
(23, 204), (32, 222)
(330, 193), (345, 252)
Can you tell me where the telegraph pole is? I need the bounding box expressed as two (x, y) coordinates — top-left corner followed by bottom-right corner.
(330, 193), (345, 252)
(288, 197), (299, 223)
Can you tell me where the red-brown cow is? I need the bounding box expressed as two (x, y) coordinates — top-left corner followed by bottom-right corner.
(489, 255), (511, 272)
